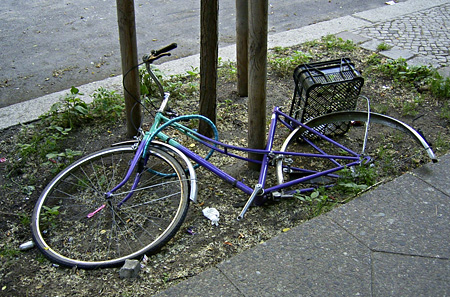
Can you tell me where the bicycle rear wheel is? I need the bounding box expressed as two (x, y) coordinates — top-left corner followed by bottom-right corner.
(277, 111), (436, 190)
(31, 145), (190, 269)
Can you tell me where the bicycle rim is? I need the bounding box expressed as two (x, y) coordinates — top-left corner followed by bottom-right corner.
(277, 111), (436, 190)
(31, 145), (189, 269)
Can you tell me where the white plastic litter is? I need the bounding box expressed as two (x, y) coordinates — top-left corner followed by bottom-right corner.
(141, 254), (149, 268)
(202, 207), (220, 226)
(19, 240), (35, 251)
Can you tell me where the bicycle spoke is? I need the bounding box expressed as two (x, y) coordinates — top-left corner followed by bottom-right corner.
(32, 145), (190, 268)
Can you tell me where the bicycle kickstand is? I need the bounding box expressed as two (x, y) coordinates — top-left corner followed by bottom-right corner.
(237, 184), (263, 220)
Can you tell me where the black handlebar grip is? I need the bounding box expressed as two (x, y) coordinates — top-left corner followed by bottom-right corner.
(153, 43), (177, 56)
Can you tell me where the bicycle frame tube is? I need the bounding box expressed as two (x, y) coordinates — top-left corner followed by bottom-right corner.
(146, 106), (363, 197)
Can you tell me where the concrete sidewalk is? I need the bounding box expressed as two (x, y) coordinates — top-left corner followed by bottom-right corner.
(154, 155), (450, 296)
(1, 0), (448, 295)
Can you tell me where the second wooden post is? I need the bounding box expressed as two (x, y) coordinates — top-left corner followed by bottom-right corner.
(248, 0), (268, 170)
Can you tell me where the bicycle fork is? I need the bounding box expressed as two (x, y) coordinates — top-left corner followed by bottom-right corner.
(86, 142), (147, 219)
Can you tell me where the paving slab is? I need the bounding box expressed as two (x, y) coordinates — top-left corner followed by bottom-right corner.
(413, 154), (450, 196)
(407, 55), (442, 68)
(154, 267), (242, 297)
(335, 31), (371, 44)
(372, 252), (450, 296)
(326, 172), (450, 259)
(359, 38), (386, 52)
(437, 66), (450, 78)
(216, 218), (372, 297)
(378, 47), (416, 61)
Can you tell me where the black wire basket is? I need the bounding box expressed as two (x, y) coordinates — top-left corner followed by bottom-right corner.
(289, 58), (364, 136)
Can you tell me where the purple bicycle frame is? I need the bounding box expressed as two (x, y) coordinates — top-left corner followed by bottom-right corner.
(104, 106), (362, 213)
(169, 107), (362, 197)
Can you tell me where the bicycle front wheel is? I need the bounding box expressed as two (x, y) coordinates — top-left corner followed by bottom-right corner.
(31, 145), (190, 269)
(277, 111), (436, 188)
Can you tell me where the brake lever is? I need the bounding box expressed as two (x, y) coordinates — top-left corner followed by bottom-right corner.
(143, 52), (171, 64)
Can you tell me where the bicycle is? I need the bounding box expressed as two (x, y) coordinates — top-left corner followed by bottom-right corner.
(31, 43), (437, 269)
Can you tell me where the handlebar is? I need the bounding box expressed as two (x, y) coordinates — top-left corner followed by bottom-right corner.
(152, 43), (177, 56)
(143, 43), (177, 64)
(142, 43), (178, 113)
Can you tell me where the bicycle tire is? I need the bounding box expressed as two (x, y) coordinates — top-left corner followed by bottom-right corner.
(277, 111), (436, 189)
(31, 145), (190, 269)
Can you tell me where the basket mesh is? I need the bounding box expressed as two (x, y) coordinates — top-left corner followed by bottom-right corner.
(290, 58), (364, 136)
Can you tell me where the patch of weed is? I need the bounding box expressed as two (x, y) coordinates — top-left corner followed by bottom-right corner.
(377, 42), (393, 51)
(0, 245), (21, 258)
(268, 48), (313, 76)
(8, 87), (125, 177)
(218, 58), (237, 82)
(430, 74), (450, 98)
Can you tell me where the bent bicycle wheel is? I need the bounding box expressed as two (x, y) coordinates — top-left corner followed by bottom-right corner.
(277, 111), (437, 190)
(31, 145), (190, 269)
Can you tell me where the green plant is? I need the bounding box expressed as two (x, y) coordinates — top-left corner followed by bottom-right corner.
(303, 35), (355, 51)
(268, 49), (312, 76)
(45, 148), (83, 173)
(295, 188), (333, 217)
(19, 213), (31, 226)
(435, 132), (450, 152)
(373, 58), (449, 99)
(218, 58), (237, 82)
(218, 99), (234, 112)
(45, 87), (90, 129)
(401, 95), (424, 116)
(293, 164), (376, 217)
(366, 53), (382, 65)
(90, 88), (124, 121)
(372, 103), (389, 114)
(430, 74), (450, 98)
(375, 58), (433, 83)
(21, 185), (35, 196)
(140, 65), (199, 105)
(9, 86), (125, 177)
(377, 42), (392, 51)
(344, 165), (376, 185)
(321, 35), (356, 51)
(40, 206), (60, 228)
(0, 245), (21, 258)
(440, 100), (450, 120)
(36, 253), (48, 264)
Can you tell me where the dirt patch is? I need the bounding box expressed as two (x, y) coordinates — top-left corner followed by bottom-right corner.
(0, 42), (449, 296)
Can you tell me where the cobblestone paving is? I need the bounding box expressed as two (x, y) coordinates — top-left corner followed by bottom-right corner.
(353, 3), (450, 67)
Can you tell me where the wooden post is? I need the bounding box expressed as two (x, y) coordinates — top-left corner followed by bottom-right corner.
(236, 0), (248, 97)
(116, 0), (141, 138)
(199, 0), (219, 137)
(248, 0), (268, 170)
